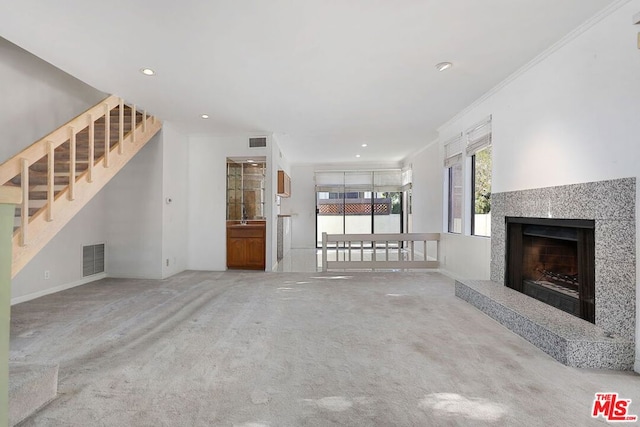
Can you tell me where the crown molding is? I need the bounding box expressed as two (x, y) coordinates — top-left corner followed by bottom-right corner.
(438, 0), (631, 133)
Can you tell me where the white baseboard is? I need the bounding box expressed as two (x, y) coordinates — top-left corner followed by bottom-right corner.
(11, 272), (107, 305)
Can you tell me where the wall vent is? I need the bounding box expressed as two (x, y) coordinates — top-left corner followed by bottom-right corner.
(249, 137), (267, 148)
(83, 243), (105, 277)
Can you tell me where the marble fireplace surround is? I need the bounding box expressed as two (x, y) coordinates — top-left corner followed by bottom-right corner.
(456, 178), (636, 369)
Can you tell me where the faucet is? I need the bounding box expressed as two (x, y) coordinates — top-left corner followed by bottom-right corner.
(241, 207), (248, 224)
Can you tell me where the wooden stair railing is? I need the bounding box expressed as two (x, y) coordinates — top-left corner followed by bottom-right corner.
(0, 95), (162, 278)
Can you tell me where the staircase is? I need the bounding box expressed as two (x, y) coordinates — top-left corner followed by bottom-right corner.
(0, 95), (162, 278)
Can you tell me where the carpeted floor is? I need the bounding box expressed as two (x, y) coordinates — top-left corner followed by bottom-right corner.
(10, 271), (639, 426)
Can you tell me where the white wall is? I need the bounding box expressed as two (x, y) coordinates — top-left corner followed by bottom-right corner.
(280, 164), (316, 248)
(11, 194), (107, 303)
(162, 123), (189, 278)
(405, 141), (492, 280)
(406, 142), (443, 233)
(426, 0), (640, 370)
(0, 38), (106, 162)
(270, 134), (291, 269)
(0, 36), (112, 302)
(187, 135), (283, 271)
(105, 133), (164, 279)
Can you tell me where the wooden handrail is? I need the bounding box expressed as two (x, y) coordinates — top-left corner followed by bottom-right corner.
(0, 95), (120, 186)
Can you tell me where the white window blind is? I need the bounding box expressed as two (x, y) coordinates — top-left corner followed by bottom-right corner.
(314, 170), (403, 192)
(443, 133), (463, 168)
(401, 168), (412, 190)
(466, 116), (492, 156)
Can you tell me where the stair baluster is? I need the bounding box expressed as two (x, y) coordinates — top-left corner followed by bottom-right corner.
(88, 114), (94, 183)
(131, 104), (136, 143)
(0, 95), (161, 277)
(69, 127), (76, 201)
(104, 103), (110, 167)
(118, 99), (124, 154)
(47, 142), (54, 222)
(20, 159), (28, 246)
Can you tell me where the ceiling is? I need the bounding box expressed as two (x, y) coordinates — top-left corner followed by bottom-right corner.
(0, 0), (618, 164)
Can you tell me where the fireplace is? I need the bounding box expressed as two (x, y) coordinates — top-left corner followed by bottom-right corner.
(506, 217), (595, 323)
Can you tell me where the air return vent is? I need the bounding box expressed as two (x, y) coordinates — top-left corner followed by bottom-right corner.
(83, 243), (105, 277)
(249, 137), (267, 148)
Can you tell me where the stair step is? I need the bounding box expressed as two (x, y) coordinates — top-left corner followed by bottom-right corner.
(24, 200), (47, 209)
(29, 162), (91, 173)
(9, 363), (58, 427)
(28, 185), (67, 201)
(11, 176), (70, 186)
(29, 185), (66, 192)
(14, 206), (41, 217)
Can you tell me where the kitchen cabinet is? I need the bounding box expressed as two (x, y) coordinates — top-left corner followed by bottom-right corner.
(277, 170), (291, 198)
(227, 221), (266, 270)
(227, 160), (265, 220)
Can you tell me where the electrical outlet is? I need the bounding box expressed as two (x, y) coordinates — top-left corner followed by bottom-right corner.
(44, 270), (50, 280)
(166, 259), (170, 267)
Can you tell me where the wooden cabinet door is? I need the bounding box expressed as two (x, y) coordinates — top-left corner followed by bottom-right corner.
(227, 223), (266, 270)
(226, 237), (246, 269)
(244, 237), (266, 269)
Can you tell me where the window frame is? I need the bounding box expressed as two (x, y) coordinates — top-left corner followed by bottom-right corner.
(447, 162), (463, 234)
(470, 146), (491, 237)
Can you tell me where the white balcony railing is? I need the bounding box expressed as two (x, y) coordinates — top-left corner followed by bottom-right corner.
(321, 232), (440, 272)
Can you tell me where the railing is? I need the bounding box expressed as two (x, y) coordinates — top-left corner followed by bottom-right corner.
(0, 94), (161, 278)
(0, 95), (151, 246)
(321, 232), (440, 272)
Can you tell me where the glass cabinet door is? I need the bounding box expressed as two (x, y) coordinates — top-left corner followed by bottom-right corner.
(226, 159), (265, 220)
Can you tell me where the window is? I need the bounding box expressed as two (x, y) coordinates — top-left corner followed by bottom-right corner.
(314, 170), (404, 247)
(466, 116), (492, 237)
(471, 146), (491, 236)
(448, 163), (463, 233)
(443, 133), (463, 234)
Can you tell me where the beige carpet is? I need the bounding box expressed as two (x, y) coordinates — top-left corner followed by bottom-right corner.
(10, 271), (639, 426)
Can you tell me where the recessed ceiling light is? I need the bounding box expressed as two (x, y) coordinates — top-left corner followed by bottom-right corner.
(361, 144), (368, 148)
(247, 159), (255, 163)
(355, 154), (361, 158)
(252, 163), (259, 166)
(435, 62), (453, 72)
(201, 114), (209, 119)
(140, 68), (155, 76)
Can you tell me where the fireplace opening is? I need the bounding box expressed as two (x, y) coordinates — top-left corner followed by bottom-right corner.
(506, 217), (595, 323)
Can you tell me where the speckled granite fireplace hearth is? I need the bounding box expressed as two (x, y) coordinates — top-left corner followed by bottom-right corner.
(456, 178), (635, 369)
